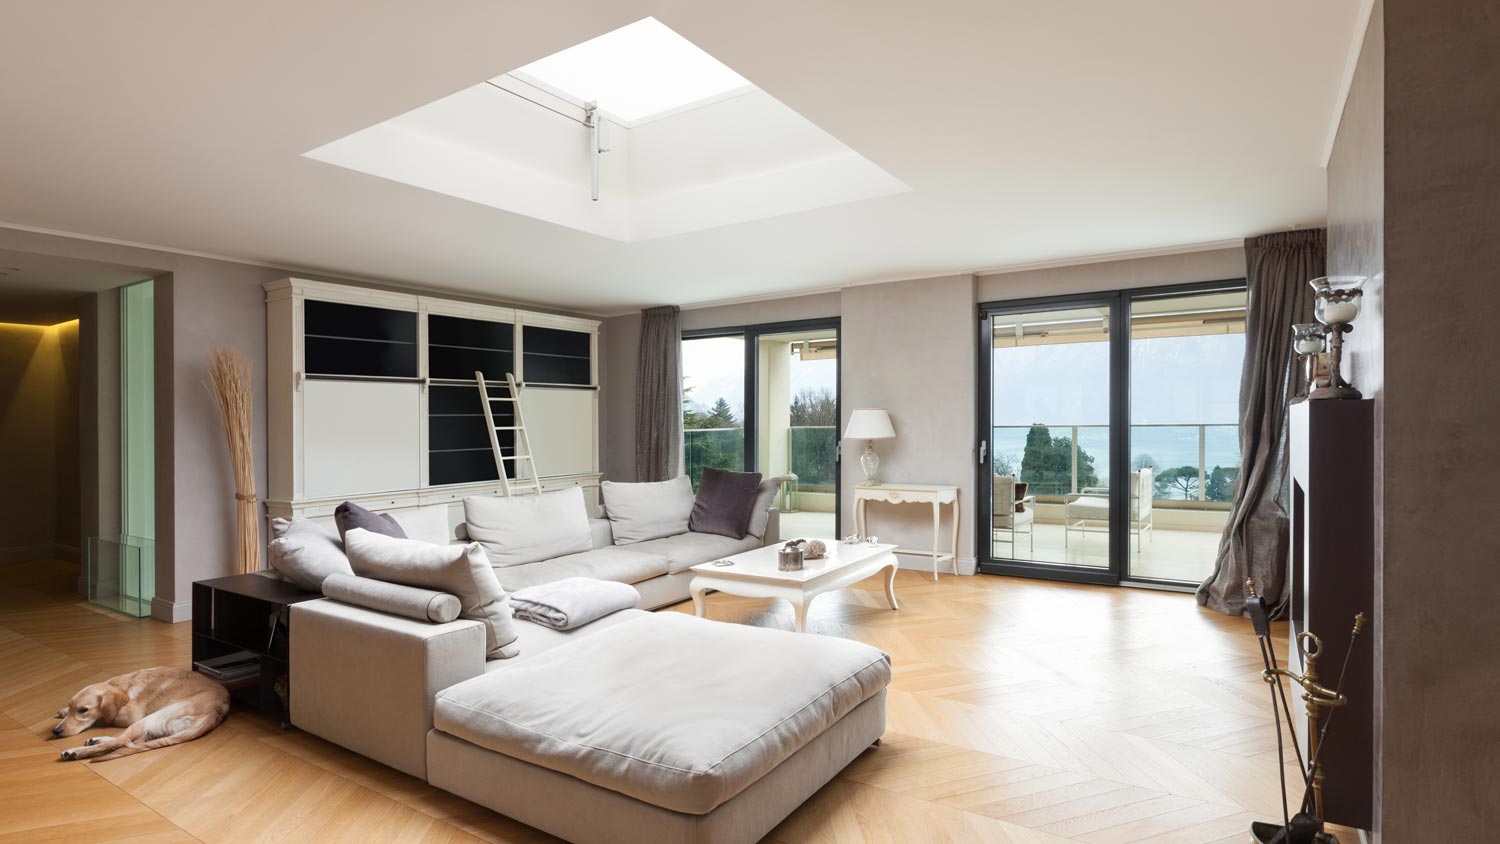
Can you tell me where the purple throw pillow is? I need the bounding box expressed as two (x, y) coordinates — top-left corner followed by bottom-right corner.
(688, 468), (764, 539)
(334, 501), (407, 543)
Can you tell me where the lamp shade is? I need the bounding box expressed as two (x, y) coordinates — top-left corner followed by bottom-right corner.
(843, 408), (895, 440)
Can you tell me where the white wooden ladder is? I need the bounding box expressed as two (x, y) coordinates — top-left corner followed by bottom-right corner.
(475, 371), (541, 496)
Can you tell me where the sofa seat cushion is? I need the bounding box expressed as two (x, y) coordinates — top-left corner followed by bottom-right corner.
(433, 612), (891, 815)
(626, 532), (760, 574)
(494, 547), (668, 591)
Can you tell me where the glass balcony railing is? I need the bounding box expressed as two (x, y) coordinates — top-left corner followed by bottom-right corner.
(991, 423), (1239, 505)
(684, 427), (744, 489)
(787, 426), (836, 491)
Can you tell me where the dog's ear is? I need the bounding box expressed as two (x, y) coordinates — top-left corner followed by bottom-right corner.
(56, 706), (67, 719)
(97, 690), (122, 723)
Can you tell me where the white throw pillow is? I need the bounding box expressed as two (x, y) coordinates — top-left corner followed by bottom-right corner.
(343, 529), (519, 658)
(393, 506), (452, 546)
(267, 518), (352, 590)
(463, 487), (593, 568)
(600, 476), (695, 545)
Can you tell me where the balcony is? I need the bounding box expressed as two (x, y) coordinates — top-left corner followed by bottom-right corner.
(991, 423), (1237, 582)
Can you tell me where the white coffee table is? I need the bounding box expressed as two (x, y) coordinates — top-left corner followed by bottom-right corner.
(689, 541), (900, 633)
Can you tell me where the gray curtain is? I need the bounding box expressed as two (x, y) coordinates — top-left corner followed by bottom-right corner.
(635, 306), (682, 482)
(1197, 229), (1324, 617)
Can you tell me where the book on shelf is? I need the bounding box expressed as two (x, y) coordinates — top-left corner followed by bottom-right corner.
(194, 650), (260, 683)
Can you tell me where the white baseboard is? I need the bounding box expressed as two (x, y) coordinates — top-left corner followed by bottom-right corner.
(893, 553), (977, 576)
(150, 597), (192, 624)
(0, 543), (79, 564)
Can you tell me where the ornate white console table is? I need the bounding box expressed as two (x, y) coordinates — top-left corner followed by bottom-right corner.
(853, 483), (960, 581)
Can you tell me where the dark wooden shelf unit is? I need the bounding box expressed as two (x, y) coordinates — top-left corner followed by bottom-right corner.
(191, 574), (323, 724)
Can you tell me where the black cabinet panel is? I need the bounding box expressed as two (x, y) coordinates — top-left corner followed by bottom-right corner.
(520, 354), (591, 385)
(523, 326), (590, 358)
(305, 301), (416, 343)
(522, 326), (591, 385)
(430, 414), (513, 453)
(430, 451), (501, 486)
(430, 315), (513, 351)
(428, 384), (511, 486)
(305, 336), (418, 378)
(428, 315), (516, 381)
(429, 346), (513, 382)
(303, 300), (418, 377)
(429, 384), (514, 420)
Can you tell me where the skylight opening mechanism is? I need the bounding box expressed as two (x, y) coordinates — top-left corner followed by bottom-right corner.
(583, 102), (608, 202)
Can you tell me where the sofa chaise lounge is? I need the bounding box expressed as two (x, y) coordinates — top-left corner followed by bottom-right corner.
(292, 592), (889, 844)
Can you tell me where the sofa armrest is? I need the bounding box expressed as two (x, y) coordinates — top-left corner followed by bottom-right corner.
(290, 598), (486, 779)
(762, 507), (780, 545)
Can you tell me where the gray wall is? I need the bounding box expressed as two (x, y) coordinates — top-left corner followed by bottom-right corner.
(1327, 1), (1385, 831)
(840, 275), (976, 569)
(1331, 0), (1500, 838)
(600, 247), (1245, 571)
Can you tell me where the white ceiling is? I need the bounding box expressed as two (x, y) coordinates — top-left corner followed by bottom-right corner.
(0, 1), (1364, 316)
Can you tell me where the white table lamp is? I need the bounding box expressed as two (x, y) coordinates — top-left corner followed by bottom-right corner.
(844, 408), (896, 486)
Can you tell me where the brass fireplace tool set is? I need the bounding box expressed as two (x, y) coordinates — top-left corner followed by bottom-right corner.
(1244, 579), (1366, 844)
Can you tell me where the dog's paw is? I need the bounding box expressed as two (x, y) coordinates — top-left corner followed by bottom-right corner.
(59, 749), (78, 761)
(84, 737), (102, 746)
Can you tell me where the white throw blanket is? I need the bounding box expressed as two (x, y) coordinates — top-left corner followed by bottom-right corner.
(509, 577), (641, 631)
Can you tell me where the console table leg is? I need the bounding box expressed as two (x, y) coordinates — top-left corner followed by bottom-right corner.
(950, 497), (961, 576)
(931, 501), (940, 581)
(883, 563), (900, 611)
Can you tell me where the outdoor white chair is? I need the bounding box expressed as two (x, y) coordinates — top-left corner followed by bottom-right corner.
(991, 474), (1035, 556)
(1064, 467), (1154, 551)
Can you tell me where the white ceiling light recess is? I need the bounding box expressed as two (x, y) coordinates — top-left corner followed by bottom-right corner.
(304, 17), (908, 242)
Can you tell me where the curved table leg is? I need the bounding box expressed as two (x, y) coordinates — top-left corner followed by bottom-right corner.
(950, 495), (961, 576)
(791, 597), (810, 633)
(883, 561), (900, 611)
(691, 583), (710, 619)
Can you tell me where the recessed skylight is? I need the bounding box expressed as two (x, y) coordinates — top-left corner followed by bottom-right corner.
(506, 17), (754, 125)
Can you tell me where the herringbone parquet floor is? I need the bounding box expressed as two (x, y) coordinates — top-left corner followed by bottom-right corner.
(0, 558), (1354, 843)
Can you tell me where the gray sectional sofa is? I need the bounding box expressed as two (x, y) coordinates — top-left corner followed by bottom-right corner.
(284, 478), (889, 844)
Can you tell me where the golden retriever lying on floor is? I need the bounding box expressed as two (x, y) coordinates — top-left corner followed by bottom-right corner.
(53, 666), (229, 761)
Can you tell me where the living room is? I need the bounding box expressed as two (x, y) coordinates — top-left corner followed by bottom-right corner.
(0, 2), (1495, 843)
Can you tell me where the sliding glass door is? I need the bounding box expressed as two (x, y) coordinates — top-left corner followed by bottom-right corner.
(682, 334), (747, 483)
(980, 298), (1123, 582)
(683, 320), (841, 539)
(978, 281), (1246, 586)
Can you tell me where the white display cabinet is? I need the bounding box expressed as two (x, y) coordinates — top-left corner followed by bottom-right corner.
(265, 279), (600, 523)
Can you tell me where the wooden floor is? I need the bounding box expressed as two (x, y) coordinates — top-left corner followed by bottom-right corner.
(0, 558), (1353, 844)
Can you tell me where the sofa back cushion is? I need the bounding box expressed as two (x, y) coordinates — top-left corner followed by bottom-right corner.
(746, 477), (783, 541)
(689, 467), (764, 539)
(463, 486), (593, 568)
(267, 517), (353, 590)
(344, 528), (519, 658)
(600, 476), (695, 545)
